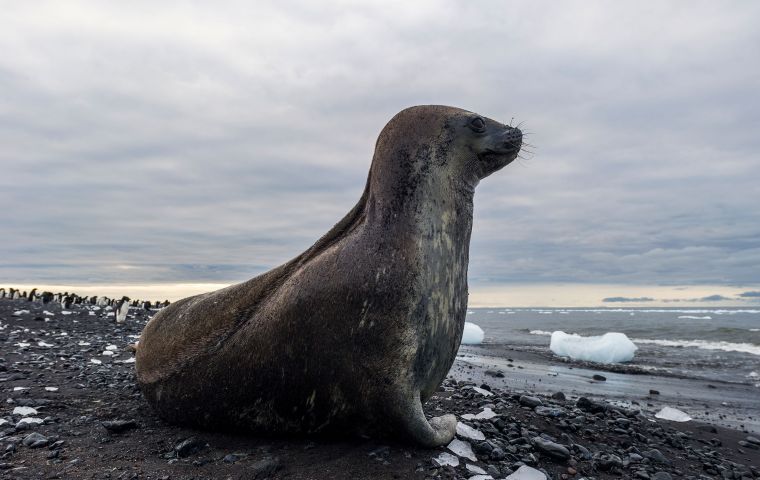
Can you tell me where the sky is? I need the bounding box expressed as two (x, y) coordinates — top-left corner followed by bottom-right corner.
(1, 1), (759, 306)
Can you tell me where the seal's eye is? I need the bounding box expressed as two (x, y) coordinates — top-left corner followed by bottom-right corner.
(469, 117), (486, 132)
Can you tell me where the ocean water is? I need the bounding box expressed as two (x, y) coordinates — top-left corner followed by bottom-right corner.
(466, 308), (760, 386)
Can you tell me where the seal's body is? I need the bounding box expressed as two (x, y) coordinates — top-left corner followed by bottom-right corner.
(136, 105), (522, 446)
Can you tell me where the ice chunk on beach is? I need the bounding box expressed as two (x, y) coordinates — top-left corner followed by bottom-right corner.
(506, 465), (547, 480)
(461, 407), (496, 420)
(655, 406), (691, 422)
(13, 406), (37, 416)
(447, 438), (477, 461)
(433, 452), (459, 467)
(456, 421), (486, 441)
(461, 322), (484, 345)
(550, 331), (637, 363)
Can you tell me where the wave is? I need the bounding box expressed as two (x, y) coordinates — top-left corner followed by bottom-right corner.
(526, 329), (760, 355)
(631, 338), (760, 356)
(677, 315), (712, 320)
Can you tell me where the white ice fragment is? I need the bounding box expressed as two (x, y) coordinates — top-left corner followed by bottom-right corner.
(468, 475), (493, 480)
(92, 306), (101, 311)
(506, 465), (547, 480)
(89, 311), (95, 316)
(447, 438), (477, 461)
(461, 322), (484, 345)
(105, 344), (118, 351)
(461, 407), (496, 421)
(655, 406), (691, 422)
(550, 331), (637, 364)
(44, 387), (59, 392)
(78, 341), (91, 346)
(102, 351), (115, 356)
(13, 387), (28, 391)
(106, 312), (114, 317)
(0, 419), (7, 426)
(105, 306), (113, 311)
(37, 341), (54, 347)
(433, 452), (459, 467)
(456, 422), (486, 441)
(61, 311), (73, 315)
(16, 343), (30, 348)
(43, 311), (54, 316)
(471, 386), (493, 397)
(17, 417), (44, 426)
(466, 464), (487, 474)
(122, 357), (136, 363)
(90, 358), (102, 364)
(12, 310), (30, 316)
(13, 406), (37, 416)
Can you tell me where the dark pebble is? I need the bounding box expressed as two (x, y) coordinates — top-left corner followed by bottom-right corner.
(251, 457), (281, 479)
(592, 374), (606, 381)
(101, 419), (138, 434)
(22, 432), (48, 448)
(174, 436), (207, 458)
(551, 391), (566, 401)
(576, 396), (606, 413)
(532, 436), (570, 460)
(649, 389), (660, 395)
(519, 395), (543, 408)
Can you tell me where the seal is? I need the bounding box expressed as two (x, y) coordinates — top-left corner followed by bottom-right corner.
(135, 105), (522, 446)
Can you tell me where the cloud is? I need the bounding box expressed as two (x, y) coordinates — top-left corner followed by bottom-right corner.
(697, 295), (731, 302)
(0, 1), (759, 289)
(602, 297), (655, 303)
(738, 291), (760, 298)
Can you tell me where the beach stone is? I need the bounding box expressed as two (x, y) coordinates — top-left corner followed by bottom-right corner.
(576, 397), (605, 414)
(649, 389), (660, 395)
(592, 374), (606, 381)
(519, 395), (543, 408)
(532, 436), (570, 460)
(643, 448), (669, 464)
(101, 419), (138, 433)
(174, 436), (207, 458)
(651, 472), (672, 480)
(551, 391), (566, 401)
(746, 435), (760, 445)
(738, 440), (758, 450)
(22, 432), (48, 448)
(535, 406), (565, 417)
(250, 457), (281, 479)
(598, 453), (623, 470)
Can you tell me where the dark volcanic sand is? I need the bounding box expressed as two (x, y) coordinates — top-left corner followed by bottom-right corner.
(0, 298), (758, 479)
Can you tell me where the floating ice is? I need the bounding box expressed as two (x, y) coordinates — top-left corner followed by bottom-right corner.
(655, 406), (691, 422)
(45, 387), (59, 392)
(461, 407), (496, 420)
(550, 331), (637, 363)
(678, 315), (711, 320)
(13, 406), (37, 416)
(447, 438), (477, 461)
(461, 322), (484, 345)
(456, 421), (485, 441)
(433, 452), (459, 467)
(506, 465), (547, 480)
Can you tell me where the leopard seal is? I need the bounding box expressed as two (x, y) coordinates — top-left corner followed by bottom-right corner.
(135, 105), (522, 446)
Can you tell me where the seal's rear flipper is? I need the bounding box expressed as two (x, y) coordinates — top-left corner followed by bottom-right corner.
(393, 391), (456, 447)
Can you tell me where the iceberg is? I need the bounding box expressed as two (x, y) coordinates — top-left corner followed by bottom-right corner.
(461, 322), (484, 345)
(550, 331), (637, 363)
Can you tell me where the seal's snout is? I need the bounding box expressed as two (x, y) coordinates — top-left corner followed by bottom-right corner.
(500, 127), (523, 153)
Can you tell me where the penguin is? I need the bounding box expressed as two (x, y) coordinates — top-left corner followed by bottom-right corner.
(41, 291), (54, 304)
(115, 296), (130, 323)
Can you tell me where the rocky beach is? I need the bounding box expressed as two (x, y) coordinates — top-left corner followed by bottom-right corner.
(0, 296), (758, 479)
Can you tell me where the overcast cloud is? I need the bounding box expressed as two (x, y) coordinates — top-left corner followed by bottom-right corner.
(1, 1), (759, 298)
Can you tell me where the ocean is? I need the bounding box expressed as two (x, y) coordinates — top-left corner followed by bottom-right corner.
(466, 307), (760, 386)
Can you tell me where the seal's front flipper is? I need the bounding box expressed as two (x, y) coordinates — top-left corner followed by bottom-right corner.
(393, 391), (456, 447)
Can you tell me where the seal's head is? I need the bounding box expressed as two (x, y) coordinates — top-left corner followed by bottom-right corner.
(371, 106), (522, 198)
